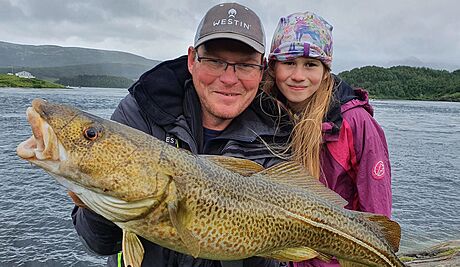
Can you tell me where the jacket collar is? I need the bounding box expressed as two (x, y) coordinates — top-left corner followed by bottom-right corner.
(322, 76), (373, 140)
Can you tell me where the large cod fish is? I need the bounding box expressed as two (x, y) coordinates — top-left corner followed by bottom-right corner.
(17, 99), (404, 267)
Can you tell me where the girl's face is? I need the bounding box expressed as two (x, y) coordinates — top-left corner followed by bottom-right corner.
(274, 57), (326, 105)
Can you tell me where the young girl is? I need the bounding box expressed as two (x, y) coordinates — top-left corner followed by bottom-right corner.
(264, 12), (393, 267)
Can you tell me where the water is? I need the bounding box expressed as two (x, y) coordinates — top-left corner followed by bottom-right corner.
(0, 88), (459, 266)
(0, 87), (127, 267)
(372, 100), (460, 252)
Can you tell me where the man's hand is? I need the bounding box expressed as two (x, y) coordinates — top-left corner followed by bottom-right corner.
(68, 191), (88, 209)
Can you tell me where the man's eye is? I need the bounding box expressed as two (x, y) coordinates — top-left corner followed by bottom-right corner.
(237, 63), (258, 71)
(206, 59), (224, 67)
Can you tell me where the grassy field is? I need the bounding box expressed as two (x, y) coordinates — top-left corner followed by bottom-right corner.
(0, 74), (65, 88)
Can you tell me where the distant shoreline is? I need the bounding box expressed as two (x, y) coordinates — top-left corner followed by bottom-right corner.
(370, 97), (460, 103)
(1, 85), (457, 102)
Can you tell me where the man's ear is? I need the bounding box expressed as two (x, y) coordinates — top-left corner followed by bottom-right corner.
(187, 46), (196, 73)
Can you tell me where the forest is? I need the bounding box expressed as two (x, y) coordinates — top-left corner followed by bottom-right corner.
(338, 66), (460, 101)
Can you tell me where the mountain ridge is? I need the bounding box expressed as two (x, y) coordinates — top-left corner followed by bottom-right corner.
(0, 41), (159, 67)
(0, 41), (160, 80)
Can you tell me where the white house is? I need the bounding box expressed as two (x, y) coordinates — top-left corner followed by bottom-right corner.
(15, 71), (35, 79)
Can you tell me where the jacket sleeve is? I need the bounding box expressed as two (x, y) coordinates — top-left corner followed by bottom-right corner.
(346, 108), (392, 218)
(72, 93), (152, 255)
(71, 206), (122, 255)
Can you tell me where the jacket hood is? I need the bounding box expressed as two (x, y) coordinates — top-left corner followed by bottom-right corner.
(322, 75), (372, 134)
(129, 55), (192, 126)
(340, 87), (373, 115)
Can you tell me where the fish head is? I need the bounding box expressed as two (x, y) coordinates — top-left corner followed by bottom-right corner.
(17, 98), (171, 208)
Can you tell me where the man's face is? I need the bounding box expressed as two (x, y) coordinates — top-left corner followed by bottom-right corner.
(187, 40), (263, 130)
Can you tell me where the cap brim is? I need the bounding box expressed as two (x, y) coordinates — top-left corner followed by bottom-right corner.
(195, 33), (265, 54)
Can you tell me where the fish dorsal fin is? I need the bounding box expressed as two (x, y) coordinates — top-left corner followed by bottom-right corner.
(201, 155), (265, 176)
(256, 161), (348, 207)
(357, 212), (402, 252)
(261, 246), (332, 262)
(122, 229), (144, 267)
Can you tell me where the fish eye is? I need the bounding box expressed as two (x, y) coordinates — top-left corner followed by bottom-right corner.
(83, 127), (99, 141)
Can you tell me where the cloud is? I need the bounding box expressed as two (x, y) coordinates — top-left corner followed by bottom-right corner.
(1, 0), (459, 72)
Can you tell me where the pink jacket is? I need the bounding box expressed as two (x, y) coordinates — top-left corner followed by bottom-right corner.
(293, 84), (392, 267)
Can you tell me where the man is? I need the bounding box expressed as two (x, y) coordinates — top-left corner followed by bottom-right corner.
(70, 3), (287, 267)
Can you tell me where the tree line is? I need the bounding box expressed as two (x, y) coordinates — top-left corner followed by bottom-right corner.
(338, 66), (460, 101)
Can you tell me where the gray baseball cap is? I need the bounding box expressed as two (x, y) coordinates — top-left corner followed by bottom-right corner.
(194, 3), (265, 54)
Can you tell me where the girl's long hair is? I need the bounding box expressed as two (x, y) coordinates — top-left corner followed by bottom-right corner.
(262, 60), (334, 179)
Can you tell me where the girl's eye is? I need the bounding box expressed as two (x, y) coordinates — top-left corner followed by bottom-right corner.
(305, 62), (319, 67)
(282, 61), (295, 66)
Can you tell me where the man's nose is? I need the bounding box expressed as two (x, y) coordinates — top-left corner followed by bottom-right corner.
(220, 64), (239, 84)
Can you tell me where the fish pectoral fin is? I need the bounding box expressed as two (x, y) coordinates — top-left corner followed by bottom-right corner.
(261, 246), (332, 262)
(168, 200), (201, 258)
(357, 211), (402, 252)
(337, 259), (369, 267)
(56, 175), (157, 222)
(122, 229), (144, 267)
(201, 155), (265, 176)
(255, 161), (347, 207)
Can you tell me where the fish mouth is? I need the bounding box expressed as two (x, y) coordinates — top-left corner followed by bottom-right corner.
(16, 99), (64, 171)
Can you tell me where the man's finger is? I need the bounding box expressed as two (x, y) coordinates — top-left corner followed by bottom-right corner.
(68, 191), (88, 208)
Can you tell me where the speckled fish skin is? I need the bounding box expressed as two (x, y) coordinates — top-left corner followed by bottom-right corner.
(17, 99), (404, 267)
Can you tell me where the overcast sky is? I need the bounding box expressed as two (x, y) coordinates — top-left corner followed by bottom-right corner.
(2, 0), (459, 73)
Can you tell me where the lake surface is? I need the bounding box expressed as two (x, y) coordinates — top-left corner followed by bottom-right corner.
(0, 87), (459, 266)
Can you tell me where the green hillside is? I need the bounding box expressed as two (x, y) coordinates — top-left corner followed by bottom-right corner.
(0, 74), (65, 88)
(338, 66), (460, 101)
(0, 63), (153, 81)
(0, 41), (160, 81)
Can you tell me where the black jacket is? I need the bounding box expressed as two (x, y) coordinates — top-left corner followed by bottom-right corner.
(72, 55), (289, 267)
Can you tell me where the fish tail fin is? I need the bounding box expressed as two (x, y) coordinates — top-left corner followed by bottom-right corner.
(357, 212), (402, 252)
